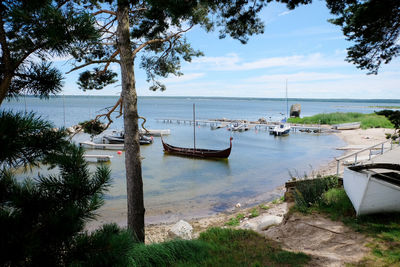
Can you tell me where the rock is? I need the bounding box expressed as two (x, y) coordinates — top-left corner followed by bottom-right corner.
(242, 221), (258, 231)
(168, 220), (193, 240)
(257, 215), (283, 231)
(290, 104), (301, 118)
(258, 118), (267, 123)
(240, 215), (283, 232)
(235, 203), (241, 208)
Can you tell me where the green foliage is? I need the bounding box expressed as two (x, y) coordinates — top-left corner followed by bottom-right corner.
(77, 68), (118, 91)
(129, 239), (210, 267)
(326, 0), (400, 74)
(74, 1), (273, 92)
(288, 112), (393, 129)
(320, 188), (355, 219)
(68, 224), (136, 267)
(259, 204), (270, 210)
(250, 208), (259, 218)
(0, 144), (111, 266)
(225, 217), (240, 227)
(375, 110), (400, 132)
(177, 227), (311, 266)
(0, 110), (68, 168)
(292, 175), (339, 212)
(78, 120), (107, 135)
(236, 213), (245, 219)
(1, 0), (99, 102)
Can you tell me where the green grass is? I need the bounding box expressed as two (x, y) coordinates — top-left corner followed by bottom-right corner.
(177, 227), (311, 266)
(259, 204), (270, 210)
(250, 208), (259, 218)
(225, 217), (240, 227)
(288, 112), (393, 129)
(295, 188), (400, 266)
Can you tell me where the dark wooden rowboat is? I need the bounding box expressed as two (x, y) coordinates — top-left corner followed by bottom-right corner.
(161, 137), (233, 158)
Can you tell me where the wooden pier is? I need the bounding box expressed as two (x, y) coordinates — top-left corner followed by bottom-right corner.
(83, 154), (113, 162)
(80, 141), (124, 150)
(155, 118), (327, 133)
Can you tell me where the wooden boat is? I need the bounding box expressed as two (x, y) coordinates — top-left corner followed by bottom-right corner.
(343, 163), (400, 216)
(161, 136), (233, 158)
(161, 103), (233, 159)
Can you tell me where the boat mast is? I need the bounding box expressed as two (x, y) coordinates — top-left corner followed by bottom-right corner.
(193, 103), (196, 150)
(285, 79), (288, 119)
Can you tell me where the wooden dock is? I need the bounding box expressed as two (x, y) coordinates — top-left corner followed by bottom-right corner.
(80, 141), (124, 150)
(83, 154), (113, 162)
(156, 118), (327, 133)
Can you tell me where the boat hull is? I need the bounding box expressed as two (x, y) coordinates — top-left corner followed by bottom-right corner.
(162, 137), (232, 158)
(343, 164), (400, 216)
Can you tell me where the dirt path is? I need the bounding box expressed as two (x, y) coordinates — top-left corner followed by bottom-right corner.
(264, 212), (371, 266)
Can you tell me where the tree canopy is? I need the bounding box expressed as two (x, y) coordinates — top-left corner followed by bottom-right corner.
(0, 0), (99, 104)
(326, 0), (400, 74)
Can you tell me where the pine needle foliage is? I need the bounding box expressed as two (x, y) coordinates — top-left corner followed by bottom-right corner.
(0, 115), (112, 266)
(0, 110), (69, 168)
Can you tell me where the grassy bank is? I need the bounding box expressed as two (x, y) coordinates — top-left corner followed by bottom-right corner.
(292, 177), (400, 266)
(288, 112), (393, 129)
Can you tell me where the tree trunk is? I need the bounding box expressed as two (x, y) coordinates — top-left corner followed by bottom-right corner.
(0, 77), (12, 105)
(117, 0), (145, 242)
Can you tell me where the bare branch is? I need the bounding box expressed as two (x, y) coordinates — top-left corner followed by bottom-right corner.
(92, 10), (117, 16)
(66, 59), (119, 74)
(132, 25), (194, 57)
(100, 49), (120, 74)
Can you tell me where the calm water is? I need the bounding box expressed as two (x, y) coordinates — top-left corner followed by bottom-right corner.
(3, 96), (400, 224)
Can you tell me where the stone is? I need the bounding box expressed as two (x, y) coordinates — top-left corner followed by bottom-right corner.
(168, 220), (193, 240)
(235, 203), (241, 208)
(290, 104), (301, 118)
(257, 215), (283, 231)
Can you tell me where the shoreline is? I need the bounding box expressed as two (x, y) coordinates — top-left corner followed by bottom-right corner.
(144, 127), (392, 243)
(87, 127), (393, 243)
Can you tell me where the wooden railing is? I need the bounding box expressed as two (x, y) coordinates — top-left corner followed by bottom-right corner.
(335, 140), (400, 175)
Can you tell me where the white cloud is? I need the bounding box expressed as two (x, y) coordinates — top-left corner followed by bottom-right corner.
(278, 11), (292, 16)
(163, 73), (205, 83)
(190, 53), (349, 71)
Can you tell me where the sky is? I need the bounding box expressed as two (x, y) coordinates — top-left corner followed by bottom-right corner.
(56, 1), (400, 99)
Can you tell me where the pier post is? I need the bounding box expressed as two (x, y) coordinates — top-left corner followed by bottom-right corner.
(381, 143), (384, 154)
(336, 160), (340, 176)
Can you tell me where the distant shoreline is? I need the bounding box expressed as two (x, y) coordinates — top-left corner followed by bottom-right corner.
(17, 95), (400, 103)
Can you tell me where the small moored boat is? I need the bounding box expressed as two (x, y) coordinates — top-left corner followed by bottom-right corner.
(161, 137), (233, 158)
(270, 122), (291, 136)
(103, 131), (153, 145)
(343, 163), (400, 216)
(332, 122), (361, 130)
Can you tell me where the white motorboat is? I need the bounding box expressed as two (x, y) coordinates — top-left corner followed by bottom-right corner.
(270, 122), (291, 136)
(228, 122), (249, 132)
(343, 163), (400, 216)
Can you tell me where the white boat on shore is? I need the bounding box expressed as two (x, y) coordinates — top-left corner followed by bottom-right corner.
(343, 163), (400, 216)
(332, 122), (361, 130)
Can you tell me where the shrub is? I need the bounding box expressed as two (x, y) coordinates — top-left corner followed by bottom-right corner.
(250, 208), (259, 218)
(293, 175), (339, 211)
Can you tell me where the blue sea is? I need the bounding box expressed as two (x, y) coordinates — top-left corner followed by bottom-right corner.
(3, 96), (400, 225)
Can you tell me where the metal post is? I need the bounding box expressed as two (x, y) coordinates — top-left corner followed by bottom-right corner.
(336, 160), (340, 176)
(381, 143), (384, 154)
(369, 149), (372, 160)
(193, 103), (196, 150)
(354, 153), (358, 164)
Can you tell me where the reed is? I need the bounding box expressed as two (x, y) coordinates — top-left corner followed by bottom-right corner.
(288, 112), (393, 129)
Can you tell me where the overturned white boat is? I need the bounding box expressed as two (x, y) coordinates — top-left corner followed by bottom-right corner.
(343, 163), (400, 216)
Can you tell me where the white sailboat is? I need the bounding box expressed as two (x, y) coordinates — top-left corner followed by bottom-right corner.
(271, 80), (291, 136)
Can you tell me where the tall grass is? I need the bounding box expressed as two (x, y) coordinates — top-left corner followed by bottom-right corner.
(177, 227), (310, 266)
(288, 112), (393, 129)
